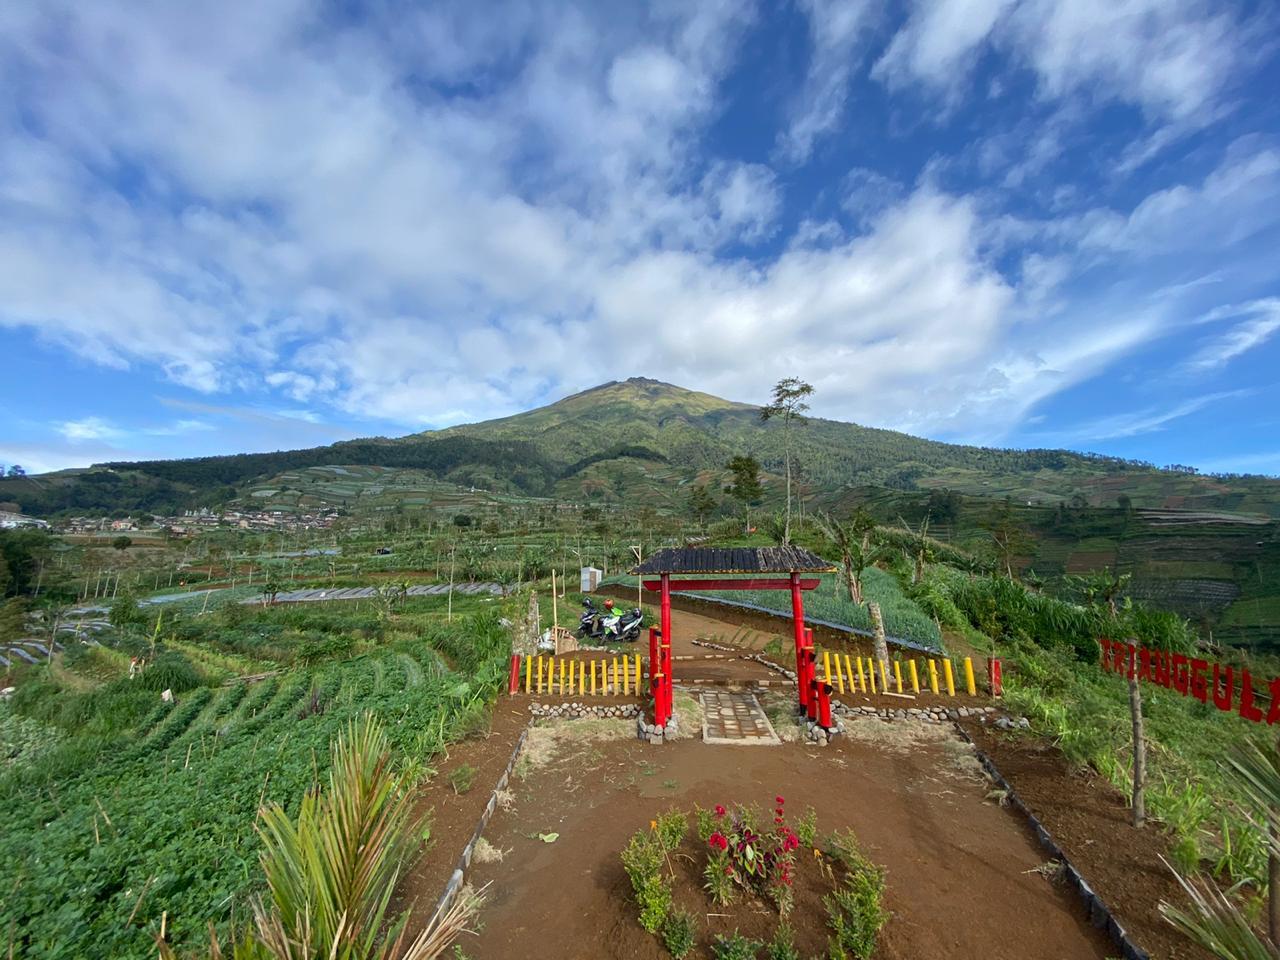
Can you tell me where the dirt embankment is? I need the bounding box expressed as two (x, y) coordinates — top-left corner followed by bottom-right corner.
(963, 722), (1214, 960)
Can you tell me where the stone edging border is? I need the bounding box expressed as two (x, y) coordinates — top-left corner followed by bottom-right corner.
(425, 722), (532, 931)
(953, 726), (1150, 960)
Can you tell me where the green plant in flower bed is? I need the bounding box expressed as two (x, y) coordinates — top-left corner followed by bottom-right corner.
(713, 932), (763, 960)
(765, 923), (800, 960)
(661, 909), (697, 959)
(705, 796), (802, 915)
(625, 796), (886, 958)
(823, 830), (887, 960)
(0, 608), (512, 960)
(621, 830), (672, 934)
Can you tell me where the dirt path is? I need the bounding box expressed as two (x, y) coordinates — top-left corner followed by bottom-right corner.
(463, 702), (1113, 960)
(964, 722), (1214, 960)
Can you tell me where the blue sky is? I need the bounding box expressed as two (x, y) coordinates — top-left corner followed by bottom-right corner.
(2, 0), (1279, 476)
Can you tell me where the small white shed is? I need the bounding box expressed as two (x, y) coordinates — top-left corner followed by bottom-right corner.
(580, 566), (603, 592)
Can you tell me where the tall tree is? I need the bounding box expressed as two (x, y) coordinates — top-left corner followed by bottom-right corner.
(687, 483), (718, 529)
(759, 377), (814, 544)
(724, 456), (763, 535)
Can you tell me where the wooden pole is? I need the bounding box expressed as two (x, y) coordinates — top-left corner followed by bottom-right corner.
(1129, 672), (1146, 827)
(552, 569), (558, 635)
(447, 544), (456, 623)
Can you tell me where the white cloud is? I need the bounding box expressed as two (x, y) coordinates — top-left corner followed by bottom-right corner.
(57, 417), (125, 443)
(0, 0), (1274, 455)
(874, 0), (1017, 92)
(1186, 299), (1280, 371)
(874, 0), (1245, 127)
(1031, 390), (1250, 444)
(777, 0), (879, 163)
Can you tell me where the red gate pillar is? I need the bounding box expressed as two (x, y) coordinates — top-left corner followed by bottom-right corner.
(790, 573), (809, 713)
(661, 634), (673, 726)
(649, 627), (661, 723)
(659, 574), (673, 727)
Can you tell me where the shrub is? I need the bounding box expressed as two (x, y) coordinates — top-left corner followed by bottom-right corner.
(448, 764), (477, 795)
(621, 830), (671, 933)
(824, 830), (886, 960)
(661, 909), (696, 959)
(655, 809), (687, 853)
(695, 804), (718, 843)
(712, 932), (762, 960)
(135, 651), (203, 693)
(765, 924), (800, 960)
(795, 807), (818, 848)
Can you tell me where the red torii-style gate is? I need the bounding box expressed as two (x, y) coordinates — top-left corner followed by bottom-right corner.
(631, 546), (838, 730)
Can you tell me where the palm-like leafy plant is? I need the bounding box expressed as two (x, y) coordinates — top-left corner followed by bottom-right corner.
(159, 714), (484, 960)
(1161, 740), (1280, 958)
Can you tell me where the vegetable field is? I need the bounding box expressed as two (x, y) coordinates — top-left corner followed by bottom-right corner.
(0, 602), (511, 959)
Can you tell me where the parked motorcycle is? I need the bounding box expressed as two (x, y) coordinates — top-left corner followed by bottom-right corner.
(577, 598), (643, 642)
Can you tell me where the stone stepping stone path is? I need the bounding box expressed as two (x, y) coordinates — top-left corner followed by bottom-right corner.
(700, 690), (781, 745)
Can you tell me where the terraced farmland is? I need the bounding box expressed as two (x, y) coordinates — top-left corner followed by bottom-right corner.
(0, 600), (510, 960)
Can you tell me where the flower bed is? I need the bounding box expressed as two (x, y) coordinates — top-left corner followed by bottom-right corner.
(619, 794), (887, 959)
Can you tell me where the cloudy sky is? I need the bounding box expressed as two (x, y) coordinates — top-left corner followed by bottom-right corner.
(2, 0), (1279, 476)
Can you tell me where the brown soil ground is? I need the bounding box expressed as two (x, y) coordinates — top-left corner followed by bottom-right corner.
(394, 702), (530, 930)
(393, 600), (1202, 959)
(963, 722), (1214, 960)
(461, 701), (1113, 960)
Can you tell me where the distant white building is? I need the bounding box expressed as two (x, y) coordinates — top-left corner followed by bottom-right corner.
(0, 511), (49, 530)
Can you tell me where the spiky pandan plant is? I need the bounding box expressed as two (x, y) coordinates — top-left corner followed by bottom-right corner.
(1161, 740), (1280, 959)
(160, 715), (483, 960)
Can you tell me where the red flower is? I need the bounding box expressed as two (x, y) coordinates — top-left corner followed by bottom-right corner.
(715, 804), (726, 816)
(774, 816), (783, 824)
(775, 796), (785, 804)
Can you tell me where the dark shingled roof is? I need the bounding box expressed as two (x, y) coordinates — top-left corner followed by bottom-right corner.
(631, 546), (835, 575)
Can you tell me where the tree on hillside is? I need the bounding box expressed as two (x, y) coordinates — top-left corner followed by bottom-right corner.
(759, 377), (813, 544)
(112, 535), (133, 551)
(1075, 568), (1146, 827)
(815, 509), (892, 668)
(687, 483), (717, 529)
(814, 509), (881, 606)
(987, 509), (1033, 579)
(724, 456), (763, 535)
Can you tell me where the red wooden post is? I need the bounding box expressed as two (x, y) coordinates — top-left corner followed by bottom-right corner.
(661, 635), (673, 726)
(659, 573), (673, 727)
(791, 573), (808, 713)
(508, 654), (521, 695)
(649, 627), (660, 722)
(817, 681), (832, 728)
(988, 657), (1003, 697)
(804, 628), (816, 704)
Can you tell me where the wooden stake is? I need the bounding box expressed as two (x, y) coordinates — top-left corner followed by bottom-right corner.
(1129, 672), (1145, 828)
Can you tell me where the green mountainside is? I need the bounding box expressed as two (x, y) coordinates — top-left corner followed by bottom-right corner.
(438, 378), (1280, 516)
(5, 377), (1277, 519)
(2, 377), (1277, 649)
